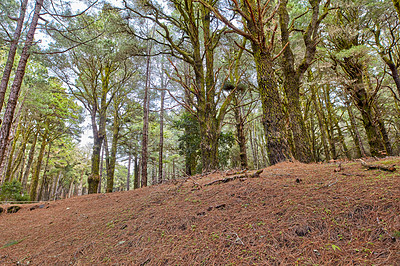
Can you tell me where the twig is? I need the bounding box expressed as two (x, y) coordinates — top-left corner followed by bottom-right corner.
(226, 232), (245, 245)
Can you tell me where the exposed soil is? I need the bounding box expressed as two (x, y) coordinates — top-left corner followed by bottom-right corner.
(0, 158), (399, 265)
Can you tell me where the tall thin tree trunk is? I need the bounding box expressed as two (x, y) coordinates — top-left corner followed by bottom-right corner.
(346, 103), (366, 157)
(12, 129), (30, 181)
(374, 105), (393, 156)
(3, 124), (20, 182)
(134, 154), (139, 189)
(98, 142), (104, 193)
(38, 142), (51, 201)
(310, 80), (330, 160)
(141, 37), (153, 188)
(22, 129), (38, 189)
(324, 86), (338, 159)
(233, 96), (248, 169)
(30, 130), (48, 201)
(159, 73), (165, 183)
(106, 111), (119, 193)
(334, 118), (351, 159)
(0, 0), (29, 112)
(0, 0), (44, 166)
(52, 171), (61, 200)
(127, 153), (131, 190)
(249, 123), (259, 169)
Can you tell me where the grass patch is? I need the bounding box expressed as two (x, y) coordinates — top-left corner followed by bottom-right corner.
(1, 238), (27, 249)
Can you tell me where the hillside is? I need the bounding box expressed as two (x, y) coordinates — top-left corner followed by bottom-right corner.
(0, 158), (399, 265)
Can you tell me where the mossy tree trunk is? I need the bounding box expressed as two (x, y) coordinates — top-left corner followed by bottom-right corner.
(22, 129), (38, 189)
(233, 97), (248, 169)
(253, 49), (290, 164)
(4, 123), (21, 182)
(278, 0), (330, 163)
(12, 124), (32, 181)
(38, 143), (51, 201)
(346, 100), (366, 158)
(30, 125), (48, 201)
(310, 79), (330, 160)
(352, 84), (385, 156)
(87, 64), (111, 194)
(106, 108), (120, 193)
(88, 110), (105, 194)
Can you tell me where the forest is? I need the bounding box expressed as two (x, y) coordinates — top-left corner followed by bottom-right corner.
(0, 0), (400, 202)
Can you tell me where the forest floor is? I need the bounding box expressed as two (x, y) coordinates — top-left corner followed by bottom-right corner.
(0, 157), (399, 265)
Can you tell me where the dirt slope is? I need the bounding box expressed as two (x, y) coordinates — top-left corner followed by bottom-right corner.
(0, 158), (399, 265)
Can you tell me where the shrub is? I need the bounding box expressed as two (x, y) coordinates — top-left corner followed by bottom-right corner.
(0, 180), (30, 202)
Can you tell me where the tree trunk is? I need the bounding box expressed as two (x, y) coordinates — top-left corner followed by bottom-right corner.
(253, 49), (289, 165)
(198, 114), (219, 172)
(30, 130), (48, 201)
(334, 118), (351, 159)
(88, 105), (106, 194)
(78, 170), (85, 196)
(392, 0), (400, 20)
(22, 130), (38, 189)
(52, 171), (62, 200)
(0, 0), (29, 112)
(4, 123), (20, 182)
(88, 61), (110, 194)
(98, 142), (104, 193)
(349, 82), (385, 157)
(0, 0), (44, 167)
(158, 74), (165, 183)
(374, 106), (393, 156)
(12, 127), (31, 181)
(278, 0), (314, 163)
(106, 109), (119, 193)
(88, 126), (103, 194)
(310, 82), (330, 160)
(134, 154), (139, 189)
(38, 142), (51, 201)
(346, 103), (366, 157)
(141, 39), (152, 187)
(233, 95), (248, 169)
(278, 0), (329, 163)
(385, 59), (400, 98)
(249, 123), (258, 169)
(127, 153), (131, 190)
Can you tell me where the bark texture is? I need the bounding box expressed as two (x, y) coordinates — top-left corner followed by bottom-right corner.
(0, 0), (29, 112)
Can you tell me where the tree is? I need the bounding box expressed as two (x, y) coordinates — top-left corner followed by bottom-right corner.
(277, 0), (331, 162)
(27, 78), (83, 201)
(0, 0), (44, 170)
(201, 0), (291, 165)
(0, 0), (29, 112)
(49, 9), (139, 193)
(124, 0), (237, 171)
(327, 2), (392, 156)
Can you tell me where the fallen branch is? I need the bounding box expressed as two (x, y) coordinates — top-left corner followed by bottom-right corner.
(205, 169), (263, 186)
(225, 169), (248, 176)
(360, 160), (396, 172)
